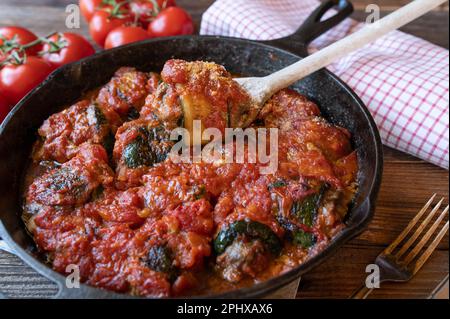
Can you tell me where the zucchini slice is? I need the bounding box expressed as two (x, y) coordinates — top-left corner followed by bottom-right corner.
(292, 230), (317, 248)
(274, 185), (327, 249)
(89, 104), (108, 130)
(268, 179), (287, 190)
(290, 186), (326, 227)
(122, 126), (171, 169)
(214, 220), (282, 256)
(179, 93), (214, 145)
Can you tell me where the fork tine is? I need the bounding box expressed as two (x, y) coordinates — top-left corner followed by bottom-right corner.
(413, 220), (449, 275)
(403, 205), (449, 266)
(396, 198), (444, 258)
(384, 194), (436, 255)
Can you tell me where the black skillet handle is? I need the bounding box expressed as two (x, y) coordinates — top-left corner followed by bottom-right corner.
(265, 0), (354, 56)
(296, 0), (354, 46)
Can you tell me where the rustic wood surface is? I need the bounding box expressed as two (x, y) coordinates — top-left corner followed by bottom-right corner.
(0, 0), (448, 299)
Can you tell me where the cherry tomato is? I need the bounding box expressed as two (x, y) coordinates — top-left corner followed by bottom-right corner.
(148, 7), (194, 38)
(0, 57), (53, 105)
(104, 26), (152, 49)
(41, 33), (95, 69)
(157, 0), (176, 7)
(0, 26), (41, 59)
(0, 94), (12, 124)
(79, 0), (104, 22)
(130, 0), (176, 27)
(89, 10), (133, 47)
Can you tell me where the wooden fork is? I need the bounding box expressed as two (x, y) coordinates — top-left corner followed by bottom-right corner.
(351, 194), (449, 299)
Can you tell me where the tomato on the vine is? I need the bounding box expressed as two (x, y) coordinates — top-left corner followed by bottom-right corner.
(89, 10), (133, 47)
(0, 26), (41, 61)
(0, 93), (12, 124)
(80, 0), (104, 22)
(41, 33), (95, 69)
(148, 7), (194, 38)
(104, 26), (152, 49)
(130, 0), (176, 27)
(0, 56), (53, 105)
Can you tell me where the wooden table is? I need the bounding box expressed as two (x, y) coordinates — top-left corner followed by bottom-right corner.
(0, 0), (448, 299)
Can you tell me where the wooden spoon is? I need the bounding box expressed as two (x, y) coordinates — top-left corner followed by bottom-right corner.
(236, 0), (448, 123)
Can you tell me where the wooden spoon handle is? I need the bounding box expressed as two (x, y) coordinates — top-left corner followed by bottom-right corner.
(263, 0), (448, 95)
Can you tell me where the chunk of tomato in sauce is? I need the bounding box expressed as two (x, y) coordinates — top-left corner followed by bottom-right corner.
(165, 199), (214, 236)
(259, 89), (321, 130)
(139, 167), (197, 215)
(168, 231), (211, 270)
(140, 82), (183, 128)
(88, 224), (135, 293)
(296, 117), (352, 162)
(33, 100), (121, 163)
(126, 266), (171, 297)
(97, 67), (155, 117)
(85, 187), (145, 227)
(32, 206), (101, 280)
(27, 144), (113, 206)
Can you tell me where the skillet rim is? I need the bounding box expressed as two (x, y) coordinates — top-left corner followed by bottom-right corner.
(0, 34), (383, 299)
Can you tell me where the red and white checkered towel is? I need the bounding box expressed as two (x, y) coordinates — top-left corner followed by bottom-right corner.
(200, 0), (449, 169)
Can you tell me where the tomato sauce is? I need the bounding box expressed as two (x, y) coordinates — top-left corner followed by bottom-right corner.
(24, 60), (358, 297)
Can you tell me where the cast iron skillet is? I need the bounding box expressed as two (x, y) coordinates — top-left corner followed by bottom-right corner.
(0, 0), (383, 298)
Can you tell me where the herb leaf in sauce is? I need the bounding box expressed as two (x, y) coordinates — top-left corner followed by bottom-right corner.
(127, 107), (140, 121)
(146, 245), (177, 281)
(268, 179), (287, 190)
(292, 230), (316, 248)
(193, 185), (207, 200)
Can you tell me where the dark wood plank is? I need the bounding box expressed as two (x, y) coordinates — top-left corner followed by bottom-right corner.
(352, 158), (449, 249)
(297, 246), (449, 298)
(0, 251), (58, 299)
